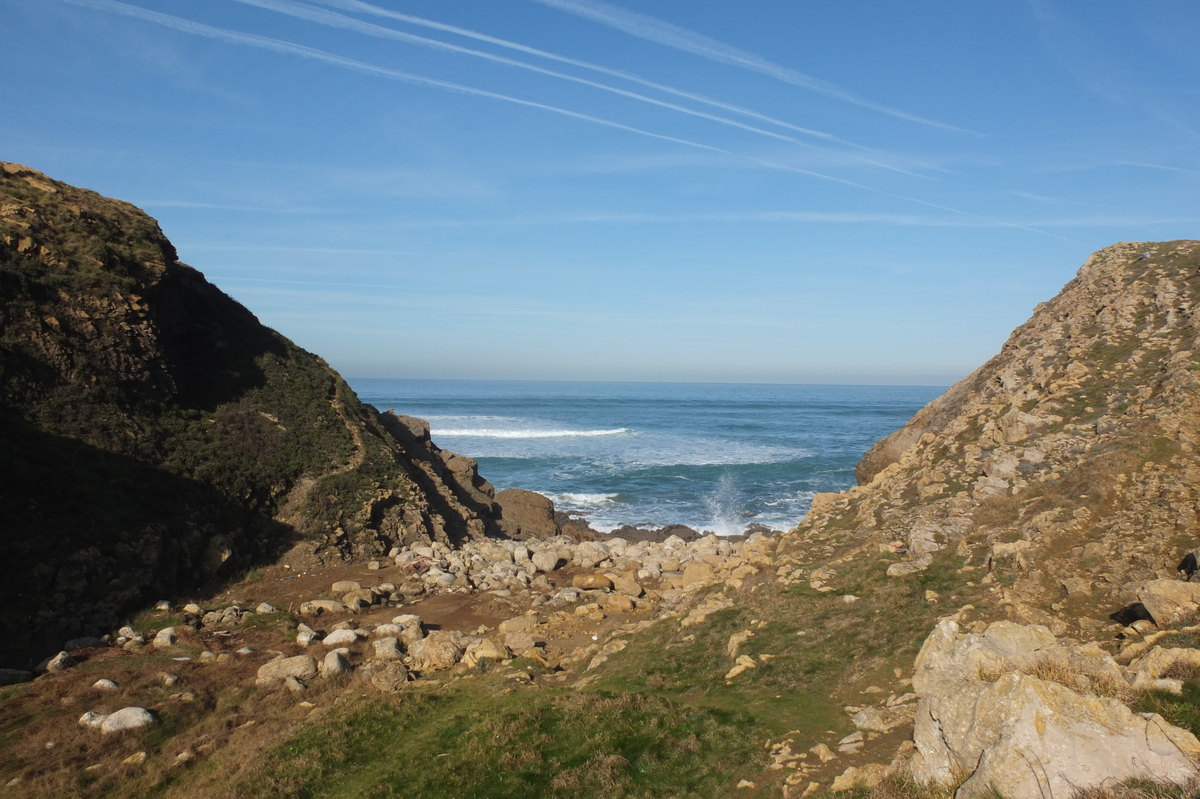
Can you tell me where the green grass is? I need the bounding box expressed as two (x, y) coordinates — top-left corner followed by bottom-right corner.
(233, 684), (766, 799)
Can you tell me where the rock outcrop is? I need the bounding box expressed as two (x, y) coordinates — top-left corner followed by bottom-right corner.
(790, 241), (1200, 635)
(0, 163), (506, 666)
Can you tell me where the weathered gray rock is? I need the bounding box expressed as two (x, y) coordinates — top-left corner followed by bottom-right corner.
(322, 628), (362, 647)
(78, 710), (108, 728)
(531, 549), (561, 573)
(367, 661), (409, 692)
(300, 599), (346, 615)
(322, 650), (351, 678)
(852, 703), (916, 734)
(0, 669), (32, 686)
(64, 636), (103, 650)
(390, 614), (425, 645)
(92, 678), (119, 691)
(255, 655), (319, 687)
(331, 580), (362, 594)
(408, 631), (463, 672)
(100, 707), (157, 734)
(498, 615), (539, 634)
(1138, 580), (1200, 627)
(372, 637), (402, 662)
(909, 620), (1200, 798)
(39, 650), (76, 673)
(152, 627), (177, 648)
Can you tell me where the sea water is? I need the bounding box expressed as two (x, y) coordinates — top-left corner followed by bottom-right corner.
(348, 379), (945, 536)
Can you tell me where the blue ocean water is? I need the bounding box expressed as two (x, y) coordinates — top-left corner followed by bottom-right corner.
(347, 379), (945, 536)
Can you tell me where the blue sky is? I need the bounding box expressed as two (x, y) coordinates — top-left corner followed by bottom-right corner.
(2, 1), (1197, 385)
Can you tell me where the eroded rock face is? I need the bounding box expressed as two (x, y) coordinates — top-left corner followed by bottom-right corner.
(494, 488), (560, 541)
(784, 241), (1200, 636)
(909, 620), (1200, 797)
(0, 162), (517, 668)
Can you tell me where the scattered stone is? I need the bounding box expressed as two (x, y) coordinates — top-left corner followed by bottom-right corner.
(100, 707), (157, 734)
(256, 655), (319, 687)
(372, 637), (402, 662)
(809, 743), (836, 763)
(92, 678), (119, 691)
(367, 661), (410, 692)
(256, 603), (279, 614)
(323, 629), (362, 647)
(78, 711), (108, 728)
(331, 580), (362, 594)
(122, 751), (148, 766)
(152, 627), (177, 649)
(0, 669), (32, 685)
(39, 651), (76, 674)
(64, 636), (103, 650)
(831, 764), (886, 793)
(724, 655), (758, 681)
(322, 650), (352, 678)
(573, 574), (613, 591)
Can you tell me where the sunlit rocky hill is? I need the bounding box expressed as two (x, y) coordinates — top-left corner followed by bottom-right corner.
(4, 163), (1200, 799)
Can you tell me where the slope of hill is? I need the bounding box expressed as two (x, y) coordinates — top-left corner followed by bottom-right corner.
(5, 162), (1200, 799)
(0, 162), (502, 666)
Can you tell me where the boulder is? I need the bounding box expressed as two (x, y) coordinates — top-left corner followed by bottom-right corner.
(0, 668), (32, 685)
(322, 650), (352, 678)
(390, 614), (425, 645)
(367, 661), (410, 692)
(573, 574), (613, 591)
(323, 629), (362, 647)
(909, 620), (1200, 797)
(372, 637), (402, 662)
(408, 631), (463, 672)
(255, 655), (319, 687)
(152, 627), (176, 648)
(852, 704), (916, 733)
(331, 580), (362, 594)
(680, 562), (715, 587)
(495, 488), (559, 540)
(300, 599), (346, 615)
(100, 707), (157, 734)
(39, 650), (76, 674)
(531, 550), (561, 573)
(1138, 580), (1200, 627)
(498, 615), (539, 634)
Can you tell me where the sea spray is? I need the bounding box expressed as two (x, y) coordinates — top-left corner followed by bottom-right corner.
(349, 379), (944, 536)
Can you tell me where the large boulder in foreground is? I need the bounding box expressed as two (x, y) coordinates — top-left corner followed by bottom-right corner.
(909, 620), (1200, 798)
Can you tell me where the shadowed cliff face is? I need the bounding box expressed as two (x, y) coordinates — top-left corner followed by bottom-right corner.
(0, 162), (503, 666)
(787, 240), (1200, 638)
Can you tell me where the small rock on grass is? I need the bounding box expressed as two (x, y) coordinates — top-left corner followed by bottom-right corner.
(100, 707), (157, 734)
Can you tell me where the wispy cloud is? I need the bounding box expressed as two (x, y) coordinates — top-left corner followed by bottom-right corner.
(307, 0), (920, 158)
(234, 0), (929, 174)
(527, 0), (973, 133)
(57, 0), (727, 154)
(54, 0), (1066, 243)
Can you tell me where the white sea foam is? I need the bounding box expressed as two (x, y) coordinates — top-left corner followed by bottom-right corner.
(550, 492), (620, 507)
(434, 427), (629, 439)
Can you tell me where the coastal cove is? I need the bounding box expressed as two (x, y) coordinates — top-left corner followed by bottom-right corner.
(348, 379), (945, 535)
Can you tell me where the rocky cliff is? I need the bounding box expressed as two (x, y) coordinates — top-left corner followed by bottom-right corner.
(795, 240), (1200, 634)
(0, 162), (506, 666)
(778, 240), (1200, 796)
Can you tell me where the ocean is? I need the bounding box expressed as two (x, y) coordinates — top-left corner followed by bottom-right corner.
(347, 379), (945, 537)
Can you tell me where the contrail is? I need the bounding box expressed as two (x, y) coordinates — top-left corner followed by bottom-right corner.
(56, 0), (728, 154)
(233, 0), (816, 147)
(528, 0), (974, 134)
(230, 0), (880, 163)
(56, 0), (1062, 241)
(307, 0), (845, 144)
